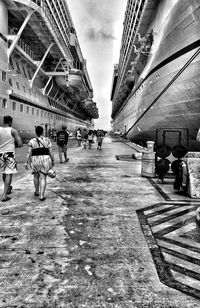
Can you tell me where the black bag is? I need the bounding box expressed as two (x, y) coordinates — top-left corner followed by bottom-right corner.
(57, 131), (66, 146)
(32, 138), (50, 156)
(32, 147), (49, 156)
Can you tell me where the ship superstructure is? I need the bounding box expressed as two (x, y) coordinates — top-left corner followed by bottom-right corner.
(111, 0), (200, 150)
(0, 0), (98, 140)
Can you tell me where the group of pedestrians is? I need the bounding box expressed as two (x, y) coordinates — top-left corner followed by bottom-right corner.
(0, 116), (70, 202)
(0, 116), (106, 202)
(76, 128), (105, 150)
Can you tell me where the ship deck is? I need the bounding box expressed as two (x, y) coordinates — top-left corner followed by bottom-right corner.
(0, 137), (200, 307)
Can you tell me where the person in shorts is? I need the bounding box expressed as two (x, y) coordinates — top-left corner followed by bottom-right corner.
(97, 135), (103, 150)
(76, 128), (82, 147)
(0, 116), (22, 202)
(24, 126), (54, 201)
(56, 125), (69, 163)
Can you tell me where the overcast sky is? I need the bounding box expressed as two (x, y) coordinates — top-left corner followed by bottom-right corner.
(67, 0), (127, 130)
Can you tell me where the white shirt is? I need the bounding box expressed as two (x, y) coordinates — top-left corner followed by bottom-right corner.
(0, 127), (15, 153)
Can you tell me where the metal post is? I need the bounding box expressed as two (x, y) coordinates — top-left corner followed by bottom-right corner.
(57, 92), (65, 102)
(53, 90), (59, 100)
(47, 81), (54, 96)
(30, 42), (54, 88)
(42, 58), (63, 95)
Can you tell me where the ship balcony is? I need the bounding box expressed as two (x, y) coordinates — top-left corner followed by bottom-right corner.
(9, 1), (74, 63)
(17, 38), (39, 61)
(8, 27), (39, 62)
(33, 0), (74, 61)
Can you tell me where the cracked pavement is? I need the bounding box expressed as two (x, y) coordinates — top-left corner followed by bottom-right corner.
(0, 138), (199, 307)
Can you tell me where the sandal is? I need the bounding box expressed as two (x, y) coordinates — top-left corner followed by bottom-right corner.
(34, 192), (39, 196)
(2, 196), (11, 202)
(40, 197), (46, 201)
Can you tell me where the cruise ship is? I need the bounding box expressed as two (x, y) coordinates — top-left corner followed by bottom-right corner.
(0, 0), (98, 142)
(111, 0), (200, 150)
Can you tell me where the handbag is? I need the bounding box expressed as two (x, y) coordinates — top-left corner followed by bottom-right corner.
(47, 168), (56, 178)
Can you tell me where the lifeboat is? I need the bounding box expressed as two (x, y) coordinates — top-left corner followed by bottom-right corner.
(55, 69), (89, 101)
(80, 98), (99, 118)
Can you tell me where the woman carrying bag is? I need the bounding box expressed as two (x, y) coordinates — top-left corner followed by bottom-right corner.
(24, 126), (55, 201)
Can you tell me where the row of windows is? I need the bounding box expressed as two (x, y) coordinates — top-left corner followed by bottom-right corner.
(2, 72), (73, 117)
(1, 100), (65, 121)
(8, 77), (49, 107)
(9, 77), (32, 95)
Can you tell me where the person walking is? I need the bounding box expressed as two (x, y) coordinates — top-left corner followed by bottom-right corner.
(56, 125), (69, 163)
(76, 128), (82, 147)
(52, 129), (57, 142)
(88, 130), (93, 149)
(0, 116), (22, 202)
(97, 132), (103, 150)
(24, 126), (54, 201)
(97, 135), (103, 150)
(82, 129), (88, 149)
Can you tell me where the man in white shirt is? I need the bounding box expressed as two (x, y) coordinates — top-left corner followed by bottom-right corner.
(0, 116), (22, 201)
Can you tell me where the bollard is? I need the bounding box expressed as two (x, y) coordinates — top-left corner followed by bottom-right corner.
(146, 141), (155, 152)
(141, 151), (155, 177)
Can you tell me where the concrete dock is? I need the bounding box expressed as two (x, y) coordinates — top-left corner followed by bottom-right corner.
(0, 137), (200, 307)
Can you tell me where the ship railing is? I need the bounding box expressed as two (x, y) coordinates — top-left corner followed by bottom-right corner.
(31, 0), (42, 5)
(48, 96), (84, 119)
(8, 26), (39, 61)
(17, 38), (39, 61)
(28, 1), (64, 54)
(39, 1), (72, 61)
(116, 0), (146, 97)
(31, 0), (69, 44)
(30, 1), (85, 76)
